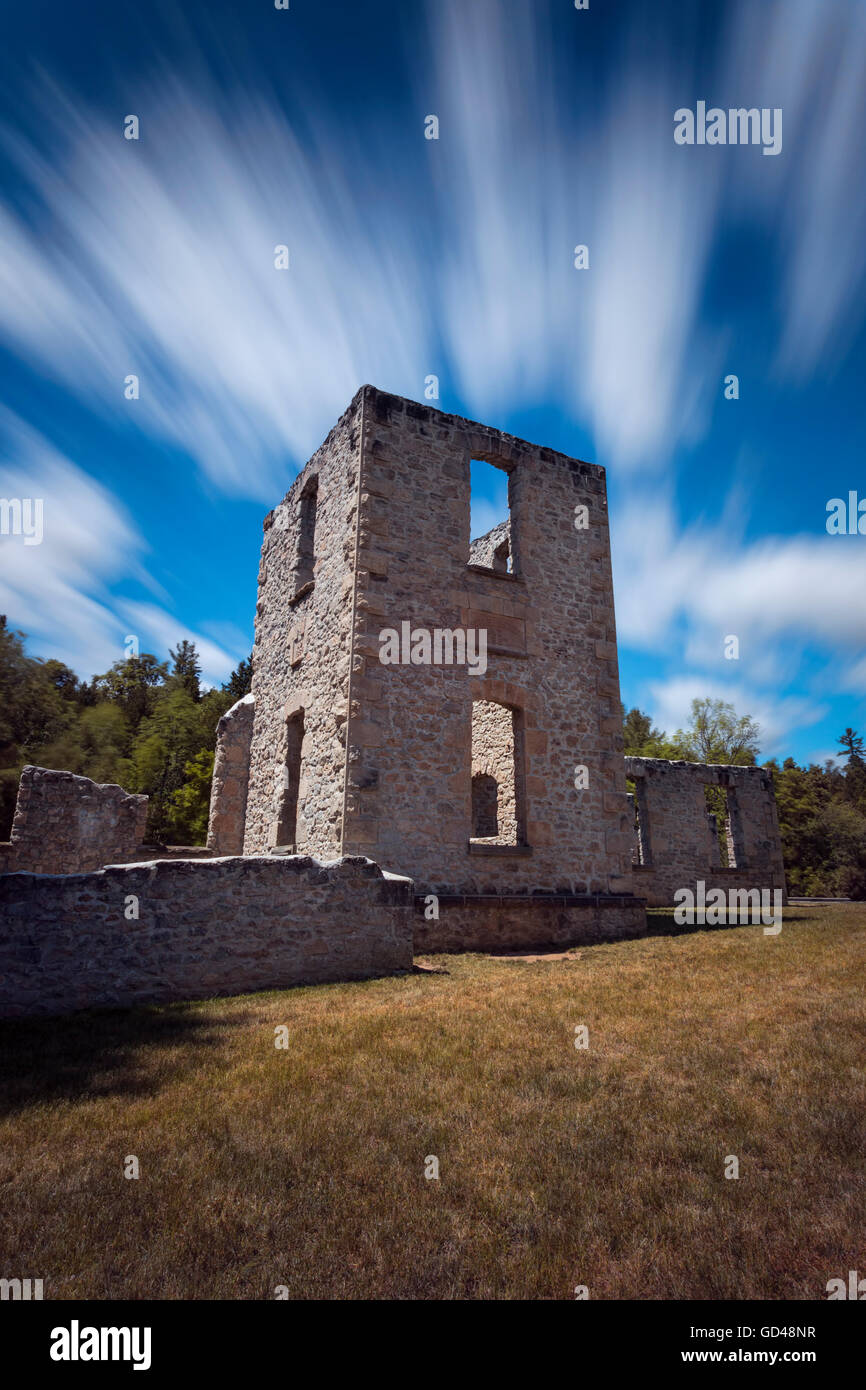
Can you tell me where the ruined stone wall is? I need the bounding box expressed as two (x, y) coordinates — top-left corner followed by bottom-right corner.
(341, 387), (633, 898)
(0, 855), (413, 1019)
(243, 395), (361, 857)
(6, 767), (148, 875)
(414, 892), (646, 953)
(625, 757), (788, 907)
(471, 698), (517, 843)
(469, 518), (510, 572)
(207, 694), (254, 855)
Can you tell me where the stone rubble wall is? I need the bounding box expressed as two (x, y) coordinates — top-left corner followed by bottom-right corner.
(207, 694), (255, 854)
(340, 387), (634, 899)
(414, 893), (646, 953)
(243, 394), (361, 857)
(5, 767), (149, 875)
(469, 518), (511, 571)
(625, 757), (788, 907)
(471, 698), (518, 843)
(0, 855), (414, 1019)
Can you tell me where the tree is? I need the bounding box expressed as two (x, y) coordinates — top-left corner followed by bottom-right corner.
(93, 654), (168, 727)
(622, 705), (679, 758)
(0, 618), (73, 834)
(165, 750), (215, 843)
(837, 728), (865, 761)
(836, 728), (866, 811)
(222, 656), (253, 701)
(673, 697), (760, 765)
(169, 640), (202, 701)
(32, 702), (131, 787)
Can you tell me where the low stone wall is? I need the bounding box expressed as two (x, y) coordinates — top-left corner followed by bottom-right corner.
(413, 893), (647, 953)
(0, 855), (414, 1019)
(6, 766), (149, 875)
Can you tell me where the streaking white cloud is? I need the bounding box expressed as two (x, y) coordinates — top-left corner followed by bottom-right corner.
(719, 0), (866, 377)
(119, 601), (239, 686)
(0, 77), (430, 500)
(0, 412), (240, 682)
(646, 673), (826, 757)
(0, 0), (862, 499)
(612, 492), (866, 654)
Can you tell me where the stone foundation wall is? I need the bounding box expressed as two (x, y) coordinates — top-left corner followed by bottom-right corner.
(625, 757), (787, 907)
(6, 766), (148, 875)
(0, 855), (414, 1019)
(414, 893), (646, 954)
(207, 694), (255, 854)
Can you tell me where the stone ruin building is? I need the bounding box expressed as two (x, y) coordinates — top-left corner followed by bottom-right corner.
(0, 386), (787, 1017)
(210, 384), (643, 951)
(626, 757), (787, 909)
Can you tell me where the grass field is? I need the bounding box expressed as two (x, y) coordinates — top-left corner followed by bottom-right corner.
(1, 905), (864, 1300)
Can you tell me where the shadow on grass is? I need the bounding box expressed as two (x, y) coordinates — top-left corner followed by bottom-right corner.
(0, 1002), (251, 1115)
(644, 909), (818, 937)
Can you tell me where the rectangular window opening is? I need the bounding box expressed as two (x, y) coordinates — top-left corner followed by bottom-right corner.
(277, 711), (305, 848)
(704, 784), (742, 869)
(470, 699), (526, 846)
(628, 776), (651, 866)
(468, 459), (514, 574)
(293, 475), (318, 594)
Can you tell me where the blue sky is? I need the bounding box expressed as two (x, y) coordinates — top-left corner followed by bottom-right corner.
(1, 0), (864, 764)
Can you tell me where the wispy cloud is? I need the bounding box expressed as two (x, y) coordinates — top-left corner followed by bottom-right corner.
(1, 0), (865, 747)
(646, 672), (827, 756)
(0, 411), (241, 681)
(1, 0), (862, 501)
(720, 0), (866, 377)
(613, 491), (866, 654)
(0, 76), (430, 500)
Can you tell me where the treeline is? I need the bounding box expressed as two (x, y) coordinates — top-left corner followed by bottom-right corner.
(0, 617), (251, 844)
(2, 623), (864, 895)
(623, 696), (866, 898)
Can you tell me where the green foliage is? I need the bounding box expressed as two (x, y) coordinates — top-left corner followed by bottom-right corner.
(621, 705), (676, 757)
(0, 620), (248, 844)
(223, 656), (253, 701)
(168, 639), (202, 701)
(672, 697), (760, 765)
(165, 750), (215, 843)
(128, 687), (224, 840)
(92, 654), (169, 726)
(766, 755), (866, 898)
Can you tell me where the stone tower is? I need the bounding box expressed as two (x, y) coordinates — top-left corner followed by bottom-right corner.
(219, 385), (645, 949)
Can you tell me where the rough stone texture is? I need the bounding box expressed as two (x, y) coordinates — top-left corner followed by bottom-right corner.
(6, 767), (148, 875)
(414, 894), (646, 953)
(625, 757), (788, 907)
(0, 855), (414, 1018)
(341, 388), (635, 901)
(471, 698), (518, 844)
(241, 386), (637, 936)
(243, 394), (361, 857)
(469, 518), (511, 572)
(207, 694), (255, 854)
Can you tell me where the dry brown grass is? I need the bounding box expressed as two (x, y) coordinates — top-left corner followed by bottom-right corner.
(1, 904), (864, 1300)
